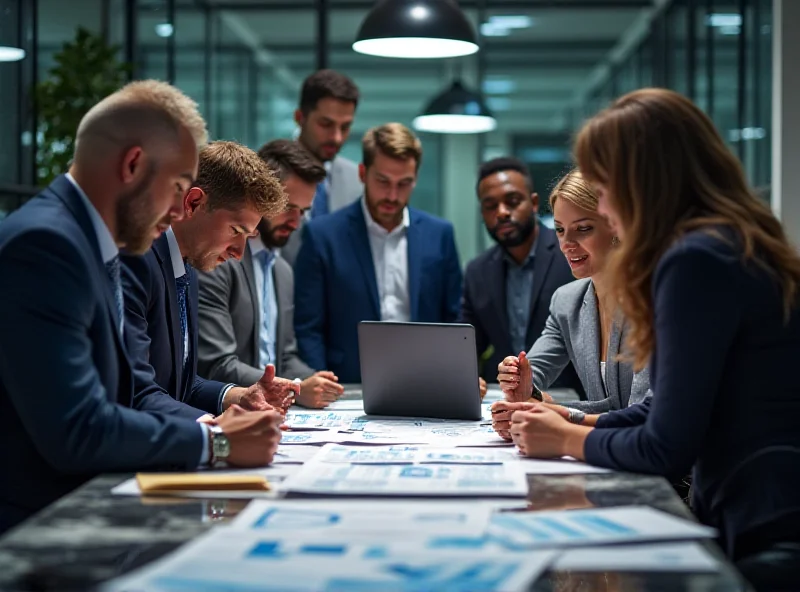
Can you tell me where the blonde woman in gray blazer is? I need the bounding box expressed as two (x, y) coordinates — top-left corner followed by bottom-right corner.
(494, 170), (650, 436)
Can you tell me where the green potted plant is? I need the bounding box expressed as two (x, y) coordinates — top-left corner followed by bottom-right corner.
(35, 27), (131, 185)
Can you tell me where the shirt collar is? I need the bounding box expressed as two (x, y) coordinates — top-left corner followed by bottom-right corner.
(503, 228), (539, 268)
(65, 173), (118, 264)
(360, 196), (410, 237)
(248, 236), (278, 262)
(165, 227), (186, 279)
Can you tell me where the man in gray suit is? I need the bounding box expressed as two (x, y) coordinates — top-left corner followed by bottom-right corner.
(281, 69), (364, 266)
(197, 140), (344, 408)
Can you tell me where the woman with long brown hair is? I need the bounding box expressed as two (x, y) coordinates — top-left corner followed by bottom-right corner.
(508, 88), (800, 585)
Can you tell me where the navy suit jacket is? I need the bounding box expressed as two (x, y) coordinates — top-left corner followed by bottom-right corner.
(294, 200), (462, 383)
(0, 176), (203, 533)
(585, 230), (800, 558)
(459, 225), (582, 392)
(122, 234), (228, 418)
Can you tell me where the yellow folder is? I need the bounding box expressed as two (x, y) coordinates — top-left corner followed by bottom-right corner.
(136, 473), (271, 493)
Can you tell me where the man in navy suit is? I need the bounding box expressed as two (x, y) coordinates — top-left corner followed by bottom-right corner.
(122, 141), (298, 421)
(460, 157), (581, 392)
(0, 81), (282, 533)
(294, 123), (462, 383)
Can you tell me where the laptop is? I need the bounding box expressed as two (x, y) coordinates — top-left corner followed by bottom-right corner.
(358, 321), (482, 420)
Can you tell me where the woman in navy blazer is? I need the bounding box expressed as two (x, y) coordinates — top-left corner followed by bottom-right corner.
(509, 89), (800, 586)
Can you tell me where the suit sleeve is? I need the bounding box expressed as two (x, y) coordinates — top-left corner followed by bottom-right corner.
(459, 261), (489, 362)
(277, 264), (316, 380)
(527, 290), (572, 391)
(0, 232), (203, 473)
(196, 264), (264, 387)
(584, 247), (741, 478)
(294, 224), (328, 371)
(121, 254), (205, 421)
(442, 224), (463, 323)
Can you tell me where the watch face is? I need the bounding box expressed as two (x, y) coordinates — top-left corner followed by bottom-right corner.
(213, 434), (231, 459)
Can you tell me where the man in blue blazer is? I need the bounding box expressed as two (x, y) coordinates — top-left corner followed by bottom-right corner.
(295, 123), (462, 383)
(460, 157), (581, 393)
(122, 141), (298, 421)
(0, 81), (281, 533)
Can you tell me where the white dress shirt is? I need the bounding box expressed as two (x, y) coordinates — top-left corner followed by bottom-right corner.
(360, 197), (411, 322)
(249, 237), (279, 368)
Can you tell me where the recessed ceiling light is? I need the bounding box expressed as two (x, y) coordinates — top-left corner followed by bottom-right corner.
(706, 13), (742, 27)
(482, 79), (516, 94)
(488, 15), (533, 29)
(480, 23), (511, 37)
(155, 23), (174, 38)
(0, 46), (26, 62)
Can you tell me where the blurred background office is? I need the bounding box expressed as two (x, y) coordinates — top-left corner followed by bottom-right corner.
(0, 0), (778, 265)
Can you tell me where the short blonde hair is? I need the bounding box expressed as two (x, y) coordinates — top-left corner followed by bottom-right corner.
(196, 141), (287, 219)
(362, 123), (422, 171)
(549, 169), (598, 213)
(76, 79), (208, 158)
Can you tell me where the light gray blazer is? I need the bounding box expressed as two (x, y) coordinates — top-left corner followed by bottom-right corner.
(196, 245), (315, 386)
(529, 278), (651, 413)
(281, 155), (363, 267)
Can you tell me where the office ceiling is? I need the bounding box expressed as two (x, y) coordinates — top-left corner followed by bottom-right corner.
(37, 0), (651, 146)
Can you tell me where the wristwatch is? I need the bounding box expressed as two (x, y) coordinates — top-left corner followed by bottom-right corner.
(208, 424), (231, 465)
(530, 384), (544, 402)
(566, 408), (586, 425)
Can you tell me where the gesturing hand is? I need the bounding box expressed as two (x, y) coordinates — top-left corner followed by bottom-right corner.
(298, 371), (345, 409)
(224, 365), (299, 415)
(510, 404), (576, 458)
(497, 351), (533, 402)
(490, 400), (538, 441)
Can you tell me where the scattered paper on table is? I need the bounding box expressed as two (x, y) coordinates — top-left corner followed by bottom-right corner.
(284, 458), (529, 497)
(228, 499), (493, 536)
(326, 399), (365, 411)
(488, 506), (717, 549)
(102, 528), (557, 592)
(284, 411), (359, 430)
(553, 542), (719, 572)
(273, 444), (322, 464)
(315, 443), (518, 464)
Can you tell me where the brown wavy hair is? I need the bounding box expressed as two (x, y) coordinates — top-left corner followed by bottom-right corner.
(574, 88), (800, 370)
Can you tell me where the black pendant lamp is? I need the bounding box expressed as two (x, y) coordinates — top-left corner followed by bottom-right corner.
(353, 0), (479, 59)
(413, 80), (496, 134)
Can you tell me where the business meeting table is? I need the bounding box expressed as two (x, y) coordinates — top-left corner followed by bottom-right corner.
(0, 386), (752, 592)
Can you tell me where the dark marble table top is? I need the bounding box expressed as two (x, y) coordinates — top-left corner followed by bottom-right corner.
(0, 470), (752, 591)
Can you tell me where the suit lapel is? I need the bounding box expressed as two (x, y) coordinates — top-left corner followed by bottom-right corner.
(579, 281), (605, 398)
(406, 212), (422, 320)
(349, 204), (380, 318)
(153, 235), (185, 401)
(609, 315), (633, 408)
(242, 244), (261, 365)
(527, 225), (557, 339)
(51, 175), (133, 403)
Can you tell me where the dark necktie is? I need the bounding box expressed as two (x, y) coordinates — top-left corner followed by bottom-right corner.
(176, 268), (191, 367)
(105, 255), (124, 335)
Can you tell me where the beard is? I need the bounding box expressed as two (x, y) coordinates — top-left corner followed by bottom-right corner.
(115, 162), (164, 255)
(257, 218), (293, 248)
(488, 215), (536, 249)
